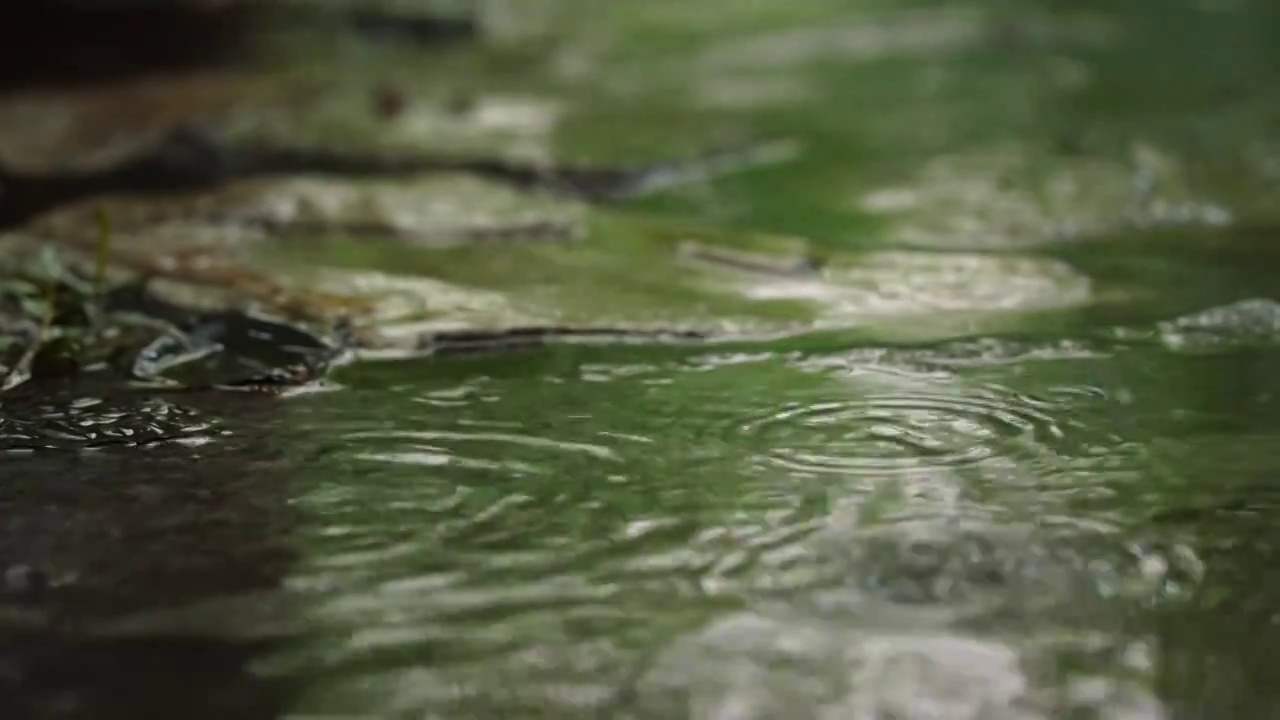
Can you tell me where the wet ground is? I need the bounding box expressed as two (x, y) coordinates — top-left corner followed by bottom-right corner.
(3, 0), (1280, 718)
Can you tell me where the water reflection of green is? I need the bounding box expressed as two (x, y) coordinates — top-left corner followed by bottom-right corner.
(262, 0), (1280, 715)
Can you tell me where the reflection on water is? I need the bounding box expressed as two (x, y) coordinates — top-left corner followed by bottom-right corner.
(2, 319), (1278, 718)
(258, 302), (1280, 718)
(0, 394), (299, 719)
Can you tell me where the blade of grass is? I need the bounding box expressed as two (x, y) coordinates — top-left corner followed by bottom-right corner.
(93, 207), (111, 304)
(0, 278), (57, 392)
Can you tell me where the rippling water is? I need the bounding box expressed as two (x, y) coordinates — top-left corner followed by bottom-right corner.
(5, 309), (1280, 718)
(191, 303), (1266, 719)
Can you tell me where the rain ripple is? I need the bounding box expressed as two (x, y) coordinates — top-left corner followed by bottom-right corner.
(741, 384), (1068, 475)
(349, 426), (618, 475)
(283, 347), (1166, 718)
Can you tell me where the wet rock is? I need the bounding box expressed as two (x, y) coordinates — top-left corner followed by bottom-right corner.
(106, 283), (352, 390)
(859, 142), (1233, 249)
(1159, 298), (1280, 350)
(1165, 298), (1280, 334)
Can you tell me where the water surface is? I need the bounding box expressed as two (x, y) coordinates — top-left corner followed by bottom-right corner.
(261, 323), (1280, 718)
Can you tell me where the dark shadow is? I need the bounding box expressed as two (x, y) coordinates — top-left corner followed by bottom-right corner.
(1151, 509), (1280, 720)
(1139, 348), (1280, 719)
(0, 2), (478, 94)
(0, 390), (301, 720)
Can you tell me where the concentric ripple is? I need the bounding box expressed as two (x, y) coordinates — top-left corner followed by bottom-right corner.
(742, 386), (1067, 475)
(277, 340), (1221, 719)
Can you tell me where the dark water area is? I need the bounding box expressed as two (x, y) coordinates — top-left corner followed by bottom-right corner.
(0, 394), (298, 719)
(4, 0), (1280, 717)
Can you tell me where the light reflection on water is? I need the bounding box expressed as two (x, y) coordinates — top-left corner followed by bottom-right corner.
(263, 305), (1280, 719)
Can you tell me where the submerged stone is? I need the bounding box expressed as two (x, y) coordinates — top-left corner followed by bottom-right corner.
(1159, 298), (1280, 351)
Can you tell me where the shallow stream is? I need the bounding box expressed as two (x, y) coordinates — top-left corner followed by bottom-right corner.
(5, 0), (1280, 717)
